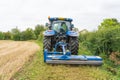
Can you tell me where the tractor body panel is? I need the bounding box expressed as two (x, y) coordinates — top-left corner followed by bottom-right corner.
(43, 30), (55, 36)
(66, 31), (79, 37)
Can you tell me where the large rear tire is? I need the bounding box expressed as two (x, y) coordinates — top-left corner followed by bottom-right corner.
(43, 36), (52, 51)
(69, 37), (79, 55)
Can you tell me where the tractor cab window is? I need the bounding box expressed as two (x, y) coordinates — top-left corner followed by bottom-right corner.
(52, 21), (71, 32)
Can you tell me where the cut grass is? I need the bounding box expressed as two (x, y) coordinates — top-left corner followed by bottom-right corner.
(0, 41), (39, 80)
(12, 41), (118, 80)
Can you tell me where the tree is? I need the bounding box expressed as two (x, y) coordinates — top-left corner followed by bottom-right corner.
(20, 31), (26, 41)
(3, 31), (11, 40)
(11, 27), (21, 41)
(34, 25), (45, 39)
(98, 18), (120, 30)
(20, 28), (36, 40)
(0, 31), (4, 40)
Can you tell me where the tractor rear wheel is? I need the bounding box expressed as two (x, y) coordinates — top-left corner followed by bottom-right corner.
(43, 36), (52, 51)
(69, 37), (79, 55)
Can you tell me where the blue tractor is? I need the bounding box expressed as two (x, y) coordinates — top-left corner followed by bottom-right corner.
(43, 17), (103, 65)
(44, 17), (79, 55)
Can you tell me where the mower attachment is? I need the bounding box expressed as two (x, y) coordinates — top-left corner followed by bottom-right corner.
(44, 42), (103, 65)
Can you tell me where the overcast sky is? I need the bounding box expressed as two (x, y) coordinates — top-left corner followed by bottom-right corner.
(0, 0), (120, 32)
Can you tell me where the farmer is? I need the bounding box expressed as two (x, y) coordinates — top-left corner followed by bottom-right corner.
(61, 22), (67, 32)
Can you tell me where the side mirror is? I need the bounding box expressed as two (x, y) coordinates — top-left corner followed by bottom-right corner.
(71, 24), (74, 28)
(45, 23), (49, 27)
(45, 23), (51, 29)
(70, 24), (74, 30)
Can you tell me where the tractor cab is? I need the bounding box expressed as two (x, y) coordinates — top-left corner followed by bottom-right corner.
(46, 17), (74, 33)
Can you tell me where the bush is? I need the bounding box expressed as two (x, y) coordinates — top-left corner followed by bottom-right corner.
(79, 18), (120, 56)
(37, 31), (44, 41)
(3, 31), (11, 40)
(20, 28), (36, 41)
(11, 27), (21, 41)
(0, 31), (4, 40)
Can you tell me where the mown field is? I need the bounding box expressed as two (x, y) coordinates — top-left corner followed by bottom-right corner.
(0, 40), (39, 80)
(11, 41), (118, 80)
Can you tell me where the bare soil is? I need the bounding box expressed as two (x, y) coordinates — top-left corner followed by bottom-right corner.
(0, 40), (39, 80)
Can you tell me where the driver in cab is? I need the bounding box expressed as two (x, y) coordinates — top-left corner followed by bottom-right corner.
(61, 22), (67, 32)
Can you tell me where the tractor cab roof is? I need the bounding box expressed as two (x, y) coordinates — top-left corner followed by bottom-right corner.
(48, 17), (73, 22)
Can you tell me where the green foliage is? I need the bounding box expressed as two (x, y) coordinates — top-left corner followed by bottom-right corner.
(98, 18), (120, 30)
(79, 18), (120, 78)
(37, 31), (44, 41)
(34, 25), (45, 39)
(11, 27), (21, 41)
(0, 25), (45, 41)
(80, 18), (120, 56)
(20, 31), (26, 41)
(22, 28), (36, 40)
(3, 31), (11, 40)
(0, 31), (4, 40)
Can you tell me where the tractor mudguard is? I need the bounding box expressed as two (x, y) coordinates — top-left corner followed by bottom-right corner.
(43, 30), (55, 36)
(66, 31), (79, 37)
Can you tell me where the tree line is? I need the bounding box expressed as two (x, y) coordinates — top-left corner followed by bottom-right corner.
(0, 25), (46, 41)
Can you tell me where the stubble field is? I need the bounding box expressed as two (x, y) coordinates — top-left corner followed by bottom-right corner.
(0, 40), (39, 80)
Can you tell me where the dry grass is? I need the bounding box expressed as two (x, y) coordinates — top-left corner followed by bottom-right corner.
(0, 40), (39, 80)
(109, 52), (120, 65)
